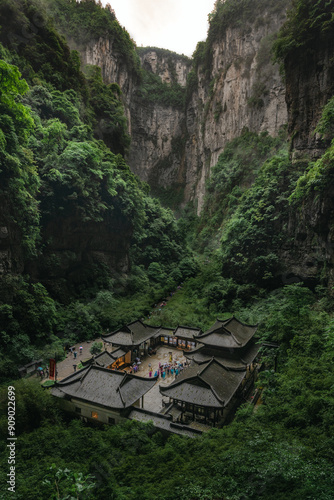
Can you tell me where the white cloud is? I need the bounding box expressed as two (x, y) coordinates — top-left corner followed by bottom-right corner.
(102, 0), (216, 56)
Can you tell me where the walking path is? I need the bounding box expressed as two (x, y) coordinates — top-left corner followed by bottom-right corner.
(55, 337), (102, 380)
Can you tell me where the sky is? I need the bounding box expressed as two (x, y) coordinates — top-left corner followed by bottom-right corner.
(102, 0), (217, 57)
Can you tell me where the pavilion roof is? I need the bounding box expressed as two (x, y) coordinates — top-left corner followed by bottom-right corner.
(51, 365), (156, 409)
(160, 359), (245, 408)
(101, 320), (161, 347)
(184, 342), (261, 368)
(173, 325), (202, 339)
(194, 316), (258, 349)
(92, 348), (127, 368)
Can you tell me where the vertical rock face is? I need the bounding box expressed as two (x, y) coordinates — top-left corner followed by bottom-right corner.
(285, 36), (334, 160)
(69, 36), (137, 131)
(79, 37), (135, 102)
(126, 50), (191, 194)
(184, 11), (288, 211)
(127, 100), (186, 188)
(280, 35), (334, 287)
(138, 50), (191, 87)
(73, 6), (288, 212)
(70, 9), (287, 214)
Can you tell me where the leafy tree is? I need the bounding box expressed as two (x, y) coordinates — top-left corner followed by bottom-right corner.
(89, 342), (103, 355)
(43, 465), (96, 500)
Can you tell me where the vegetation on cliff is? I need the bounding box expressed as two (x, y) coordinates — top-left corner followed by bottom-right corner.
(1, 0), (334, 499)
(0, 0), (190, 379)
(273, 0), (334, 64)
(45, 0), (141, 79)
(190, 0), (289, 78)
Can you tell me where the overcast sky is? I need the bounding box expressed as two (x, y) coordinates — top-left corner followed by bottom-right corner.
(102, 0), (217, 57)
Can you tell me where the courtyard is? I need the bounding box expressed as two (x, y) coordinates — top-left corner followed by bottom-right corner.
(55, 342), (187, 414)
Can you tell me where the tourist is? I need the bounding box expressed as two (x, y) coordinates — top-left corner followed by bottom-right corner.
(74, 351), (77, 359)
(73, 364), (77, 372)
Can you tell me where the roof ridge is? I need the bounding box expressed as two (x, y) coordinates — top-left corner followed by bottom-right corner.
(226, 316), (259, 328)
(197, 366), (225, 405)
(119, 371), (128, 388)
(223, 327), (242, 346)
(198, 358), (214, 374)
(79, 365), (92, 382)
(117, 373), (127, 407)
(175, 324), (202, 330)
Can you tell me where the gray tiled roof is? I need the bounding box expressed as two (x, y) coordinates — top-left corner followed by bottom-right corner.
(195, 317), (258, 349)
(174, 325), (202, 339)
(157, 327), (175, 337)
(184, 342), (261, 368)
(102, 320), (161, 347)
(51, 366), (156, 409)
(160, 359), (246, 408)
(93, 349), (125, 366)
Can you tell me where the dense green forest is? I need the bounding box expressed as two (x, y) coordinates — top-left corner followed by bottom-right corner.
(1, 0), (334, 498)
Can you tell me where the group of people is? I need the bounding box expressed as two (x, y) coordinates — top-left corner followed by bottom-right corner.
(129, 357), (141, 373)
(69, 346), (83, 358)
(37, 366), (49, 378)
(149, 360), (188, 379)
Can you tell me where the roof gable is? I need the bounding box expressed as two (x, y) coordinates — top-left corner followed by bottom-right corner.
(185, 342), (261, 369)
(102, 320), (161, 347)
(160, 358), (245, 408)
(52, 366), (156, 409)
(195, 317), (258, 349)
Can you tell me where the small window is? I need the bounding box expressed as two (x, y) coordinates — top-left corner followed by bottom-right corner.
(91, 411), (98, 419)
(108, 417), (115, 425)
(75, 407), (81, 414)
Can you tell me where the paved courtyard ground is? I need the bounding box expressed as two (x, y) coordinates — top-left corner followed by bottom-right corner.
(54, 341), (187, 413)
(54, 337), (102, 380)
(129, 346), (187, 412)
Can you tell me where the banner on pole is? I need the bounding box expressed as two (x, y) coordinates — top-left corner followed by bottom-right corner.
(49, 358), (56, 379)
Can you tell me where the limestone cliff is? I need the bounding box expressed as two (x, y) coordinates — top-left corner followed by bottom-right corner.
(184, 10), (288, 210)
(285, 36), (334, 161)
(70, 5), (288, 212)
(131, 9), (287, 211)
(127, 49), (191, 196)
(279, 32), (334, 288)
(138, 48), (191, 87)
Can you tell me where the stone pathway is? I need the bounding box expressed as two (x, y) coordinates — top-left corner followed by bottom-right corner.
(55, 337), (103, 380)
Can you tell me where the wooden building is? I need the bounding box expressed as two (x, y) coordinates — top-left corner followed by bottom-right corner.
(89, 348), (131, 370)
(160, 325), (200, 350)
(160, 317), (260, 427)
(101, 320), (163, 360)
(51, 365), (157, 425)
(101, 320), (200, 362)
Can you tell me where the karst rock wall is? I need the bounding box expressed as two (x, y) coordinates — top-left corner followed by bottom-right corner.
(73, 5), (288, 212)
